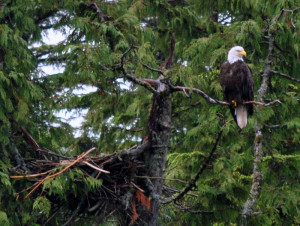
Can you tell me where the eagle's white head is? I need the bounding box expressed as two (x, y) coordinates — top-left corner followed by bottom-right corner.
(227, 46), (247, 64)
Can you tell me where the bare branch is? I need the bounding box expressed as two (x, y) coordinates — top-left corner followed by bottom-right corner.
(271, 70), (300, 83)
(172, 86), (281, 107)
(161, 33), (176, 70)
(86, 2), (105, 23)
(118, 141), (150, 159)
(162, 130), (223, 204)
(172, 86), (229, 105)
(282, 7), (300, 28)
(131, 182), (145, 193)
(264, 123), (287, 129)
(243, 100), (281, 106)
(82, 161), (110, 174)
(142, 63), (164, 75)
(21, 127), (40, 150)
(120, 45), (157, 93)
(23, 147), (96, 199)
(21, 126), (72, 159)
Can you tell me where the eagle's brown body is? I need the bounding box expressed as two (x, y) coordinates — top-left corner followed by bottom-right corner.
(220, 60), (254, 128)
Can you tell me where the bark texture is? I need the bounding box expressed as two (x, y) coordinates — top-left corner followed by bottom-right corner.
(241, 24), (275, 221)
(137, 78), (172, 225)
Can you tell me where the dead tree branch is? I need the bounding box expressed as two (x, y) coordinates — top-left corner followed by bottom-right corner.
(25, 147), (96, 199)
(270, 70), (300, 83)
(142, 63), (164, 75)
(120, 44), (158, 93)
(172, 86), (281, 107)
(162, 130), (223, 204)
(243, 100), (281, 106)
(281, 7), (300, 29)
(86, 2), (105, 23)
(241, 14), (277, 221)
(171, 85), (229, 105)
(264, 123), (287, 129)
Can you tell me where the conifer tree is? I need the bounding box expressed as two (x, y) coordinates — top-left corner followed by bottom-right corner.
(1, 0), (299, 225)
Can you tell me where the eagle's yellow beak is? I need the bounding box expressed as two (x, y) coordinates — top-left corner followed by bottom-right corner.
(239, 50), (247, 57)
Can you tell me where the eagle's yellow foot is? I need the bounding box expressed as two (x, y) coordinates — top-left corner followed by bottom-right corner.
(232, 100), (237, 107)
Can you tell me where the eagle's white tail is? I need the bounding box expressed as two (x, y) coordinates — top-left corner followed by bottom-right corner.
(235, 105), (247, 129)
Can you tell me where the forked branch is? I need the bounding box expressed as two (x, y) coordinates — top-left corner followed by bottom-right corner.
(172, 86), (281, 107)
(120, 45), (157, 93)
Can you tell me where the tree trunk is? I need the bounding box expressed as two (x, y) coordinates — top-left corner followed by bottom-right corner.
(136, 78), (172, 225)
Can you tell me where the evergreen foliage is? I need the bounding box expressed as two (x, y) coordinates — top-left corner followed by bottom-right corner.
(0, 0), (299, 225)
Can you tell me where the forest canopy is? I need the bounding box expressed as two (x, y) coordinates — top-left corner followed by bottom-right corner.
(0, 0), (300, 225)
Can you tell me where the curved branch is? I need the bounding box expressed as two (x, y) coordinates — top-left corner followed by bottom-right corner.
(120, 45), (157, 93)
(270, 70), (300, 83)
(24, 147), (96, 199)
(172, 86), (281, 107)
(281, 7), (300, 28)
(142, 63), (164, 75)
(86, 2), (105, 23)
(243, 100), (281, 106)
(162, 130), (223, 204)
(172, 86), (228, 105)
(118, 141), (150, 159)
(264, 123), (287, 129)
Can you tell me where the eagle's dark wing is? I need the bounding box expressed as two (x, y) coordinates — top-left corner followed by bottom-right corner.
(239, 61), (254, 115)
(220, 61), (254, 123)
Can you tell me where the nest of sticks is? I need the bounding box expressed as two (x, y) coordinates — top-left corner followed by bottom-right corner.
(10, 138), (152, 224)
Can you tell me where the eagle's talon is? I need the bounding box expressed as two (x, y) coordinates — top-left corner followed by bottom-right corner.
(232, 100), (237, 107)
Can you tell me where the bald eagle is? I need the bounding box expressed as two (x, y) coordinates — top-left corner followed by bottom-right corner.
(220, 46), (254, 129)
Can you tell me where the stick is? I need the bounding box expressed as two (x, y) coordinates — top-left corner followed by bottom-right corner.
(120, 45), (157, 93)
(82, 161), (110, 174)
(10, 169), (55, 179)
(131, 182), (145, 193)
(163, 130), (223, 204)
(142, 63), (164, 75)
(24, 147), (96, 199)
(270, 70), (300, 83)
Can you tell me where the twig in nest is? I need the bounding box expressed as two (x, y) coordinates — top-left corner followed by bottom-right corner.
(131, 182), (145, 193)
(10, 169), (55, 179)
(83, 161), (110, 174)
(22, 147), (96, 199)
